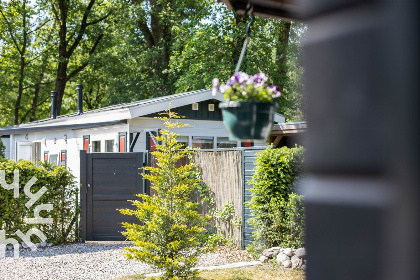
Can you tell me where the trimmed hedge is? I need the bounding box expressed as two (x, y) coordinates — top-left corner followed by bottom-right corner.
(0, 160), (78, 244)
(247, 145), (305, 249)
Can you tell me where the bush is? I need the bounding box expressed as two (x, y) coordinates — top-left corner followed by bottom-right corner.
(119, 109), (210, 280)
(0, 159), (78, 244)
(0, 138), (5, 159)
(281, 193), (305, 248)
(247, 145), (304, 249)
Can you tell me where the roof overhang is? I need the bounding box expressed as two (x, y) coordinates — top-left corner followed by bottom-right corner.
(218, 0), (301, 21)
(271, 121), (306, 135)
(0, 120), (126, 135)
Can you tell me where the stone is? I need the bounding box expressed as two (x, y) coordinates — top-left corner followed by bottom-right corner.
(262, 247), (281, 258)
(6, 244), (14, 251)
(47, 243), (53, 247)
(22, 242), (29, 249)
(283, 248), (293, 257)
(40, 241), (47, 248)
(295, 248), (306, 258)
(291, 255), (301, 269)
(276, 253), (290, 264)
(282, 260), (292, 268)
(259, 255), (269, 263)
(35, 243), (41, 248)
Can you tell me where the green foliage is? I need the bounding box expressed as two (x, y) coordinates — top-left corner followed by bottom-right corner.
(0, 139), (5, 159)
(210, 201), (241, 247)
(281, 193), (305, 248)
(119, 108), (210, 280)
(0, 159), (79, 244)
(247, 145), (304, 249)
(0, 2), (305, 125)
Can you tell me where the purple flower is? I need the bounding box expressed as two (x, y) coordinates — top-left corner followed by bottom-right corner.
(268, 85), (282, 98)
(253, 73), (268, 85)
(233, 72), (250, 85)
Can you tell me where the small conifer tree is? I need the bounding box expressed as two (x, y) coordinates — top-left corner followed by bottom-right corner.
(119, 107), (210, 280)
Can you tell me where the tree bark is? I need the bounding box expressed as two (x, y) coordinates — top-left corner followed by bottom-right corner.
(15, 2), (28, 125)
(277, 21), (291, 92)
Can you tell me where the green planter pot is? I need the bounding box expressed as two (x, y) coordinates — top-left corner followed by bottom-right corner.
(219, 101), (276, 141)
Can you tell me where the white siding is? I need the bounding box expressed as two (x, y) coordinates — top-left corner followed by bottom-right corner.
(9, 123), (128, 187)
(73, 123), (128, 153)
(128, 117), (236, 151)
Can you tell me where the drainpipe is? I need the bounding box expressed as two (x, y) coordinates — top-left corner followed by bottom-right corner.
(77, 84), (83, 115)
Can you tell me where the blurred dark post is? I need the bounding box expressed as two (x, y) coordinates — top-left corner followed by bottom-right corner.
(218, 0), (419, 278)
(301, 0), (420, 279)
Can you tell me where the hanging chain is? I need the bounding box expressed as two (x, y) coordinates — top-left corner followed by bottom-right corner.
(234, 6), (255, 74)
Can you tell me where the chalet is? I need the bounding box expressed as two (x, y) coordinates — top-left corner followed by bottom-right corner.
(0, 88), (286, 184)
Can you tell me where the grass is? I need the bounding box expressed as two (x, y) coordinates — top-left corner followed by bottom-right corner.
(113, 264), (306, 280)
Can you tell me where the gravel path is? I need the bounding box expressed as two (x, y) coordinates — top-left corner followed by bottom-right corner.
(0, 242), (253, 280)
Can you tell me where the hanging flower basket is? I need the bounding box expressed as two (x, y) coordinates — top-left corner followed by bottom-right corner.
(213, 72), (281, 141)
(219, 101), (276, 141)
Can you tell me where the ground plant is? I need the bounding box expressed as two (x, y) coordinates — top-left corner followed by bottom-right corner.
(119, 108), (210, 280)
(247, 145), (305, 251)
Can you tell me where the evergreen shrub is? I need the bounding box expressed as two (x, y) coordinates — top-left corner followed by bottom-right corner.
(247, 145), (304, 250)
(119, 109), (210, 280)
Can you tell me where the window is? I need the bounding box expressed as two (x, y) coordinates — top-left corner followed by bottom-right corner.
(119, 132), (126, 153)
(92, 141), (101, 152)
(60, 150), (67, 166)
(242, 141), (253, 147)
(208, 104), (215, 111)
(49, 154), (58, 165)
(105, 140), (114, 152)
(217, 137), (237, 149)
(192, 137), (214, 149)
(192, 103), (199, 110)
(83, 135), (90, 152)
(34, 142), (41, 161)
(147, 131), (159, 151)
(17, 142), (34, 161)
(177, 136), (189, 149)
(44, 151), (49, 162)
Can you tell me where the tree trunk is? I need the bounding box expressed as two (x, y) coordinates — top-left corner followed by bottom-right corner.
(277, 21), (291, 92)
(14, 1), (28, 125)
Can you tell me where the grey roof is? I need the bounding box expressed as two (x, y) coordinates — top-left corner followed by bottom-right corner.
(18, 89), (216, 126)
(0, 89), (223, 135)
(0, 88), (286, 135)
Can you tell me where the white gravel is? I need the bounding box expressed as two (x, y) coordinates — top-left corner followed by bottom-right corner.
(0, 242), (151, 280)
(0, 242), (254, 280)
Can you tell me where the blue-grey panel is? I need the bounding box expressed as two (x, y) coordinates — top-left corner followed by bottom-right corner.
(242, 148), (264, 249)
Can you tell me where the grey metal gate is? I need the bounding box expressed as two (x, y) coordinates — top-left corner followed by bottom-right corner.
(242, 148), (264, 249)
(80, 151), (145, 241)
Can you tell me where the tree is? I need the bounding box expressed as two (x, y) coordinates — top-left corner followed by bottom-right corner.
(0, 0), (57, 125)
(169, 3), (306, 121)
(119, 108), (210, 279)
(49, 0), (115, 115)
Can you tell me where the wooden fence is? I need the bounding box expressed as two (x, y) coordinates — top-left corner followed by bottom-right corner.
(149, 150), (244, 247)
